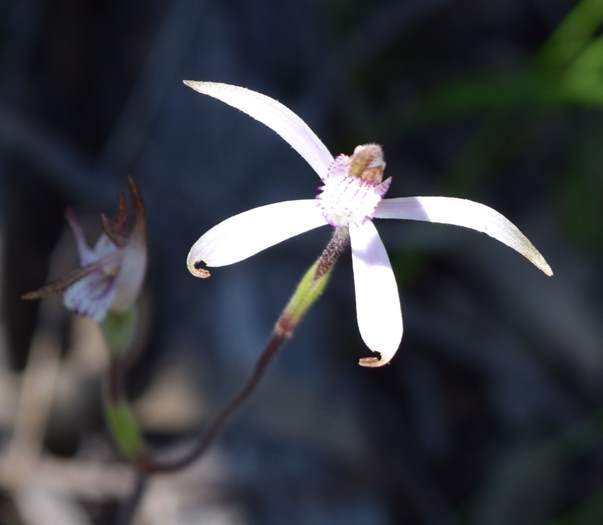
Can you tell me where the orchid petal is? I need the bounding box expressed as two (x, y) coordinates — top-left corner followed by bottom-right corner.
(183, 81), (334, 179)
(66, 209), (119, 266)
(112, 239), (146, 311)
(187, 200), (328, 276)
(112, 177), (148, 311)
(22, 249), (123, 301)
(375, 197), (553, 276)
(65, 210), (96, 266)
(93, 235), (119, 259)
(350, 220), (403, 367)
(64, 270), (117, 322)
(101, 191), (129, 246)
(21, 263), (100, 300)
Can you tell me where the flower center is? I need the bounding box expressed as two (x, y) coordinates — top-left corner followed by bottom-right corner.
(317, 144), (391, 227)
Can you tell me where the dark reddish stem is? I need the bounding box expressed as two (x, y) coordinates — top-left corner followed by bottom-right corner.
(114, 330), (287, 523)
(140, 331), (287, 473)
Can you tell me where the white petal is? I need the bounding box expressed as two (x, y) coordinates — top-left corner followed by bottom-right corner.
(112, 175), (148, 311)
(93, 234), (119, 259)
(187, 200), (328, 274)
(183, 81), (333, 179)
(64, 270), (117, 322)
(112, 237), (147, 312)
(375, 197), (553, 276)
(350, 221), (403, 367)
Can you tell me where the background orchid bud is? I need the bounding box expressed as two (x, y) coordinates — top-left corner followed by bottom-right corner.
(23, 178), (147, 323)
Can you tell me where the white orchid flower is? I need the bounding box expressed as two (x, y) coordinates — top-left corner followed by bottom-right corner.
(24, 178), (147, 323)
(184, 81), (553, 367)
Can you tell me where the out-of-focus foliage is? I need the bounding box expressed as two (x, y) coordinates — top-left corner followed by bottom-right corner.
(416, 0), (603, 117)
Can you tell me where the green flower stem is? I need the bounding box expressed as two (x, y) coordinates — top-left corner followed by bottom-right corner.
(104, 397), (145, 461)
(275, 260), (331, 336)
(276, 227), (348, 337)
(101, 307), (137, 358)
(101, 308), (147, 464)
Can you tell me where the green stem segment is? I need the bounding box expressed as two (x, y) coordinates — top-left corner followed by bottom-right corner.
(104, 398), (145, 461)
(101, 307), (137, 358)
(101, 307), (147, 464)
(276, 227), (348, 338)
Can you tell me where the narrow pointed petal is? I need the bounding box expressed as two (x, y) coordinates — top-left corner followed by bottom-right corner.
(93, 235), (120, 259)
(350, 221), (403, 367)
(111, 237), (146, 311)
(375, 197), (553, 276)
(111, 177), (148, 311)
(183, 81), (334, 179)
(64, 271), (117, 322)
(22, 263), (103, 300)
(187, 200), (328, 276)
(101, 191), (129, 246)
(66, 209), (95, 265)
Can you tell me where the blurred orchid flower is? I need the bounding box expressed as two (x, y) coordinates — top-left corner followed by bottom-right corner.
(23, 177), (147, 322)
(184, 81), (553, 367)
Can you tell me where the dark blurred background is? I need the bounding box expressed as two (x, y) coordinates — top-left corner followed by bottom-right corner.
(0, 0), (602, 523)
